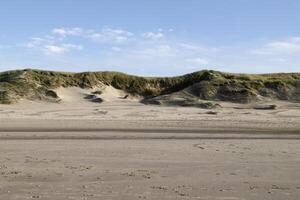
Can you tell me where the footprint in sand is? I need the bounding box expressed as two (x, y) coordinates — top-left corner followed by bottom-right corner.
(151, 185), (168, 192)
(122, 169), (157, 179)
(172, 185), (192, 197)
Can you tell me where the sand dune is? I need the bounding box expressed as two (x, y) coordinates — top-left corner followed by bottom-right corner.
(54, 86), (140, 104)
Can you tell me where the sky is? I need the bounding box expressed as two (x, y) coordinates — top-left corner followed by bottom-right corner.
(0, 0), (300, 75)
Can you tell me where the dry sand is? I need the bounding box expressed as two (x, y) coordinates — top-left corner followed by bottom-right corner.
(0, 87), (300, 199)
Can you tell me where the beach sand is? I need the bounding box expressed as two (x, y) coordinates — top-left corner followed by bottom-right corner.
(0, 88), (300, 199)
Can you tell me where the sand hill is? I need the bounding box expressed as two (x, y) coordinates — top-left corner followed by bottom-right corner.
(1, 69), (300, 106)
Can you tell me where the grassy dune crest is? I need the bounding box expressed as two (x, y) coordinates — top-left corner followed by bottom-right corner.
(0, 69), (300, 104)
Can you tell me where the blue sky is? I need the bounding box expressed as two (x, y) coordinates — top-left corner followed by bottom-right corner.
(0, 0), (300, 75)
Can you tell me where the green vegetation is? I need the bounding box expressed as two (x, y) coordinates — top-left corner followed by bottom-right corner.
(0, 69), (300, 104)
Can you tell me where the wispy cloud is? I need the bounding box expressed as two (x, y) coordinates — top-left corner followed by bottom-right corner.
(52, 27), (83, 37)
(24, 36), (82, 55)
(141, 32), (164, 40)
(52, 27), (168, 43)
(251, 37), (300, 55)
(25, 37), (48, 48)
(88, 28), (134, 44)
(179, 43), (200, 51)
(44, 44), (83, 54)
(44, 45), (66, 54)
(186, 58), (209, 65)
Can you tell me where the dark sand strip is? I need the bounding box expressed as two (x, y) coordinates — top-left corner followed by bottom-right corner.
(0, 132), (300, 140)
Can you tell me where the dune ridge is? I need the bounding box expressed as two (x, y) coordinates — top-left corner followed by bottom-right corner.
(1, 69), (300, 105)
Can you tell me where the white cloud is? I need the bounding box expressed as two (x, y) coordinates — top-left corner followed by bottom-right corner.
(52, 27), (83, 37)
(25, 37), (47, 48)
(89, 28), (133, 43)
(62, 44), (83, 50)
(252, 37), (300, 55)
(154, 45), (173, 55)
(141, 32), (164, 40)
(51, 27), (134, 44)
(267, 42), (300, 52)
(44, 45), (66, 54)
(179, 43), (220, 53)
(186, 58), (209, 65)
(44, 44), (82, 54)
(179, 43), (200, 51)
(24, 34), (83, 55)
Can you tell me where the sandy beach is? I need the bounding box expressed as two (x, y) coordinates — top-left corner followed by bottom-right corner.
(1, 93), (300, 200)
(0, 139), (299, 200)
